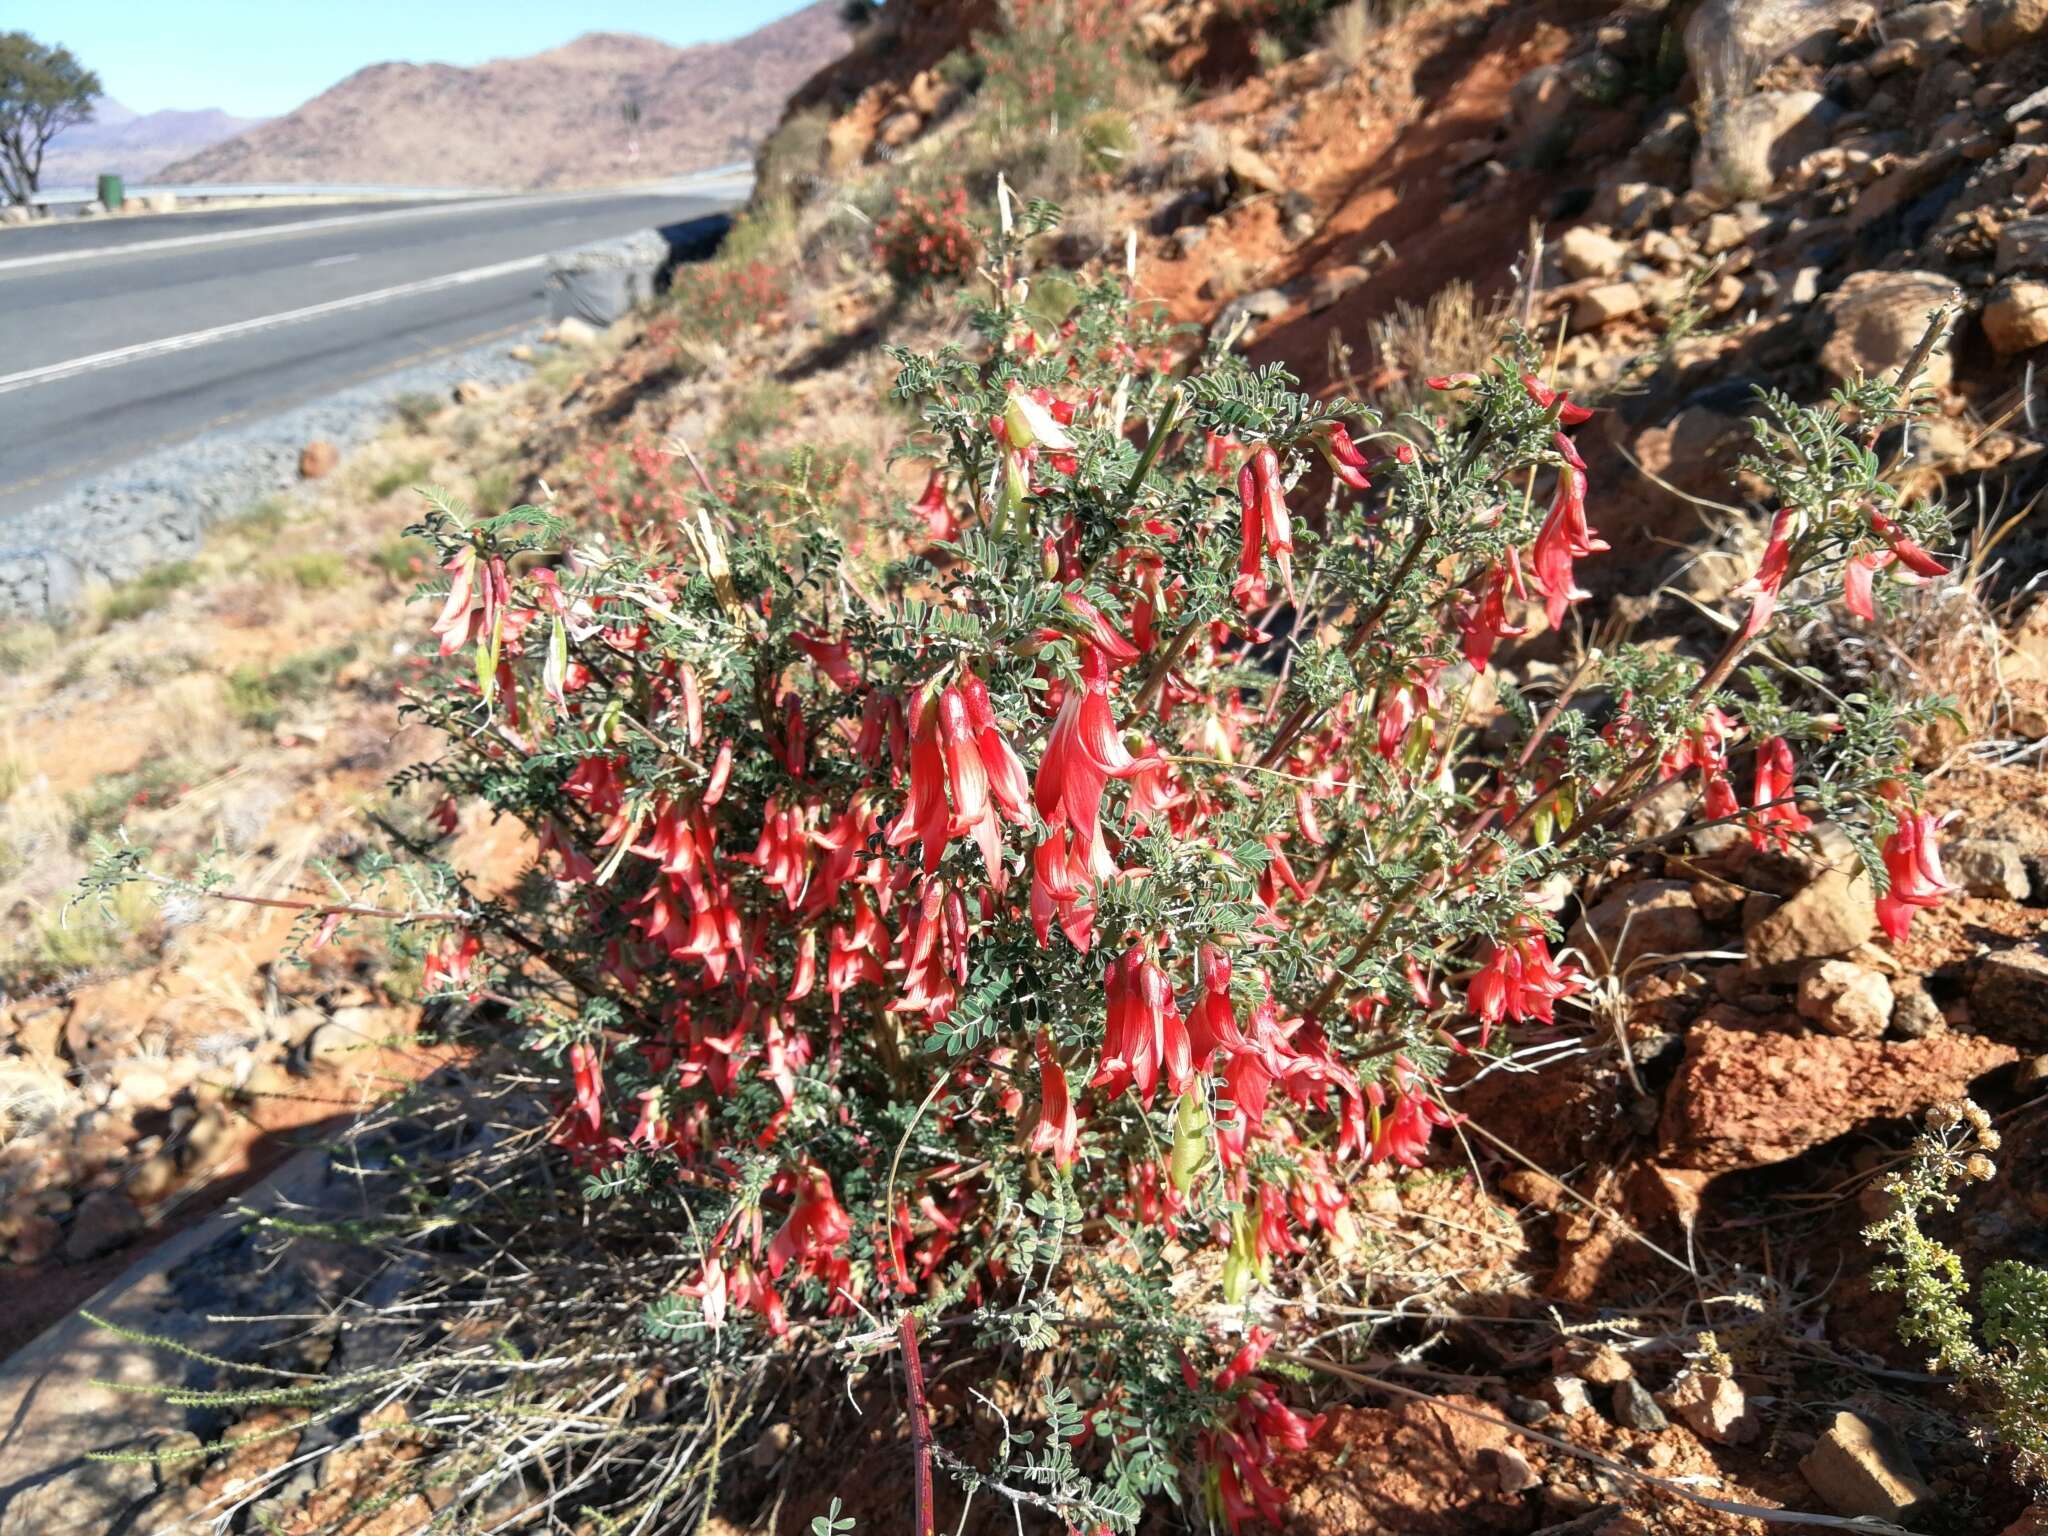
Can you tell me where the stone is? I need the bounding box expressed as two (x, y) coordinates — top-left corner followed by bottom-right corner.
(1694, 91), (1839, 201)
(1969, 944), (2048, 1045)
(1947, 838), (2033, 899)
(0, 204), (32, 225)
(296, 440), (338, 480)
(1588, 181), (1673, 234)
(179, 1105), (237, 1171)
(1799, 1410), (1934, 1520)
(125, 1150), (179, 1204)
(1169, 224), (1208, 258)
(1698, 207), (1766, 256)
(8, 1213), (60, 1265)
(1557, 226), (1628, 280)
(63, 1189), (143, 1262)
(0, 1437), (158, 1534)
(1216, 287), (1290, 336)
(1490, 1447), (1541, 1494)
(1226, 142), (1285, 194)
(1659, 1016), (2018, 1170)
(452, 379), (488, 404)
(1570, 881), (1707, 972)
(1305, 264), (1369, 312)
(1578, 1345), (1633, 1384)
(1745, 868), (1876, 971)
(1548, 1375), (1595, 1415)
(1891, 988), (1948, 1039)
(1572, 282), (1644, 332)
(875, 110), (922, 150)
(1966, 0), (2048, 53)
(1612, 1377), (1668, 1432)
(1796, 959), (1894, 1038)
(1998, 217), (2048, 275)
(1985, 281), (2048, 356)
(1891, 0), (1967, 42)
(554, 315), (601, 347)
(1818, 271), (1963, 391)
(1663, 1373), (1758, 1445)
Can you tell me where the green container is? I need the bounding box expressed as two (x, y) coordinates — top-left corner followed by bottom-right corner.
(96, 172), (124, 211)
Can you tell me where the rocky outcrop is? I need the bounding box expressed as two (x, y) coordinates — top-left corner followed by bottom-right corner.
(1659, 1014), (2018, 1170)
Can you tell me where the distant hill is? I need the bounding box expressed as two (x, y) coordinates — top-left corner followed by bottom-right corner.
(161, 5), (854, 190)
(40, 98), (266, 189)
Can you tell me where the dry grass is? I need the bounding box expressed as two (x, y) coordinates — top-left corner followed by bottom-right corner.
(1368, 280), (1517, 425)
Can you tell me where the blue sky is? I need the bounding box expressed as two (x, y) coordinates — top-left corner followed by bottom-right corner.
(11, 0), (819, 118)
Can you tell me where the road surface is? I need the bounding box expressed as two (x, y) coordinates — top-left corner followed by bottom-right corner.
(0, 182), (743, 521)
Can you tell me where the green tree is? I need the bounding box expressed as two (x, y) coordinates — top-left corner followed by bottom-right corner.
(0, 33), (100, 205)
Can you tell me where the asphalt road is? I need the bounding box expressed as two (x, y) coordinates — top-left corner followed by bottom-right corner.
(0, 183), (743, 519)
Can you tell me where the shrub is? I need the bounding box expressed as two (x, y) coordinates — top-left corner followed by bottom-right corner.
(96, 560), (199, 625)
(91, 210), (1958, 1530)
(1868, 1101), (2048, 1485)
(872, 186), (979, 288)
(667, 258), (789, 340)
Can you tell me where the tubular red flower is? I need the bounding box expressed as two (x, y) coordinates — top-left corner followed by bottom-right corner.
(1529, 433), (1606, 629)
(1311, 420), (1373, 491)
(1747, 736), (1813, 853)
(1459, 562), (1526, 672)
(1735, 507), (1796, 641)
(1027, 1031), (1081, 1168)
(1467, 919), (1583, 1044)
(1521, 373), (1595, 425)
(912, 468), (957, 544)
(1093, 942), (1191, 1107)
(1876, 808), (1957, 942)
(1233, 446), (1294, 609)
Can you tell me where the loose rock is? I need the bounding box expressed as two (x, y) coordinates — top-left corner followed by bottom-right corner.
(1611, 1378), (1668, 1432)
(1968, 943), (2048, 1045)
(1660, 1016), (2018, 1170)
(63, 1189), (144, 1263)
(1796, 959), (1894, 1039)
(1818, 271), (1962, 391)
(1572, 282), (1644, 332)
(1799, 1410), (1934, 1521)
(1984, 281), (2048, 356)
(1663, 1373), (1759, 1445)
(1557, 226), (1628, 280)
(1945, 838), (2032, 900)
(1745, 868), (1876, 971)
(296, 441), (338, 480)
(1571, 881), (1707, 972)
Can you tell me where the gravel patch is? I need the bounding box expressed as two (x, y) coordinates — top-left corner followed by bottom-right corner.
(0, 328), (546, 620)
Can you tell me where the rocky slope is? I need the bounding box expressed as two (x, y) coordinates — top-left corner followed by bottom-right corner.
(38, 98), (264, 188)
(160, 4), (854, 189)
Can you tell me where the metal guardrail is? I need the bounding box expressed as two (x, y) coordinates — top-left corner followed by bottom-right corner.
(26, 163), (754, 209)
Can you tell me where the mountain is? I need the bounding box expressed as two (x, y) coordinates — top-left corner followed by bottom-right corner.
(161, 5), (854, 190)
(39, 98), (266, 189)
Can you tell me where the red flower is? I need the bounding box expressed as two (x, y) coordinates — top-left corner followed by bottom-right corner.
(1034, 644), (1149, 864)
(1876, 808), (1957, 942)
(1467, 919), (1583, 1042)
(1734, 507), (1795, 641)
(1093, 942), (1191, 1107)
(1459, 560), (1527, 672)
(1369, 1064), (1456, 1168)
(1234, 446), (1294, 609)
(1522, 373), (1595, 425)
(1747, 736), (1813, 852)
(1310, 419), (1372, 491)
(1027, 1031), (1080, 1168)
(912, 468), (957, 544)
(767, 1165), (853, 1282)
(1529, 432), (1606, 629)
(423, 930), (483, 999)
(887, 682), (1020, 889)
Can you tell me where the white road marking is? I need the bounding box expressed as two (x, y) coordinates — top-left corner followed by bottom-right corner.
(0, 176), (752, 274)
(311, 252), (359, 268)
(0, 254), (547, 395)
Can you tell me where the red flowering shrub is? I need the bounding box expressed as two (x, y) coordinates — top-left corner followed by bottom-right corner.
(873, 187), (980, 288)
(89, 209), (1956, 1530)
(665, 258), (788, 339)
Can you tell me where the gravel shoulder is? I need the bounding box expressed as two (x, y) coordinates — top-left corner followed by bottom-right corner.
(0, 329), (545, 620)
